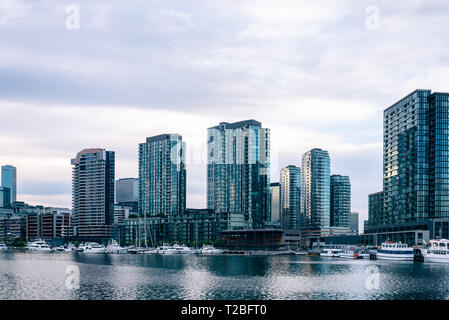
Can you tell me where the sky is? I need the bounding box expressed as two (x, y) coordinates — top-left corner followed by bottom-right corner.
(1, 0), (449, 232)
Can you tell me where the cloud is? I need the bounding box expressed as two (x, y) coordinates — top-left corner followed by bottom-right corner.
(0, 0), (448, 226)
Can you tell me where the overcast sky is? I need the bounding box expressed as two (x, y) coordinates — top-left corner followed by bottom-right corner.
(1, 0), (449, 231)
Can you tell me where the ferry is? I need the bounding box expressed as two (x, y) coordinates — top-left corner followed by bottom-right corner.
(423, 239), (449, 263)
(26, 239), (53, 252)
(339, 248), (361, 259)
(78, 242), (107, 254)
(376, 242), (414, 261)
(199, 245), (223, 255)
(320, 245), (343, 257)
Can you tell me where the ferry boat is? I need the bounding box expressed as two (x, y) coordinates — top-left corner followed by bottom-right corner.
(106, 240), (128, 254)
(376, 242), (414, 261)
(320, 245), (343, 257)
(199, 245), (223, 255)
(26, 239), (53, 252)
(78, 242), (107, 254)
(339, 248), (361, 259)
(0, 243), (7, 250)
(423, 239), (449, 263)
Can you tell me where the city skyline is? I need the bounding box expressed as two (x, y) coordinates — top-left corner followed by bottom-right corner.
(2, 1), (449, 232)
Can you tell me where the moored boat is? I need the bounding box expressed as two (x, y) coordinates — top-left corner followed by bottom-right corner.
(106, 240), (128, 254)
(423, 239), (449, 263)
(26, 239), (53, 252)
(199, 245), (223, 255)
(79, 242), (107, 254)
(339, 248), (361, 259)
(320, 245), (343, 257)
(376, 242), (414, 261)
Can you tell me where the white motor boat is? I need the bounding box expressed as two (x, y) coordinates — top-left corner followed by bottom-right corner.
(26, 239), (53, 252)
(199, 245), (223, 255)
(79, 242), (106, 254)
(156, 244), (177, 254)
(0, 243), (7, 250)
(376, 242), (414, 261)
(173, 244), (193, 254)
(423, 239), (449, 263)
(106, 240), (128, 254)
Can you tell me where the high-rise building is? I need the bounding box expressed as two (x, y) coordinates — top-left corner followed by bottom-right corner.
(350, 212), (359, 234)
(280, 165), (301, 230)
(330, 175), (351, 228)
(368, 191), (384, 226)
(270, 183), (281, 225)
(138, 134), (186, 217)
(0, 187), (10, 208)
(382, 89), (449, 224)
(1, 165), (16, 203)
(71, 148), (115, 240)
(116, 178), (138, 212)
(207, 120), (270, 229)
(300, 148), (330, 231)
(116, 178), (138, 203)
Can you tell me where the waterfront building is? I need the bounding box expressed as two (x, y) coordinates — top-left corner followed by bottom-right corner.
(114, 205), (131, 225)
(71, 148), (115, 240)
(368, 191), (384, 226)
(1, 165), (16, 203)
(300, 148), (331, 232)
(364, 90), (449, 245)
(330, 175), (351, 228)
(0, 187), (10, 208)
(270, 183), (281, 225)
(138, 134), (186, 217)
(350, 212), (359, 234)
(383, 89), (449, 223)
(207, 120), (270, 229)
(118, 209), (233, 247)
(280, 166), (301, 230)
(116, 178), (138, 212)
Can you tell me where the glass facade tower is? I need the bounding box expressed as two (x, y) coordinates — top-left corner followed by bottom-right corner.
(382, 89), (449, 224)
(300, 148), (330, 231)
(270, 183), (281, 225)
(71, 148), (115, 239)
(116, 178), (138, 203)
(138, 134), (186, 217)
(1, 165), (16, 203)
(207, 120), (270, 229)
(280, 165), (301, 230)
(330, 175), (351, 228)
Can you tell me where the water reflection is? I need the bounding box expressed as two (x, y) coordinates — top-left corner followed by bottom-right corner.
(1, 251), (449, 300)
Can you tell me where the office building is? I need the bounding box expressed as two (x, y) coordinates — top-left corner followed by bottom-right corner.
(280, 165), (301, 230)
(300, 148), (330, 231)
(138, 134), (186, 217)
(350, 212), (359, 234)
(270, 183), (281, 225)
(330, 175), (351, 228)
(0, 187), (10, 208)
(1, 165), (16, 203)
(71, 148), (115, 240)
(116, 178), (138, 212)
(207, 120), (270, 229)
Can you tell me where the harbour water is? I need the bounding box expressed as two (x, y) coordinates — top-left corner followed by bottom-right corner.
(1, 251), (449, 300)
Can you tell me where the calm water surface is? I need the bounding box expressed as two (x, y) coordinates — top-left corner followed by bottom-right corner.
(1, 251), (448, 300)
